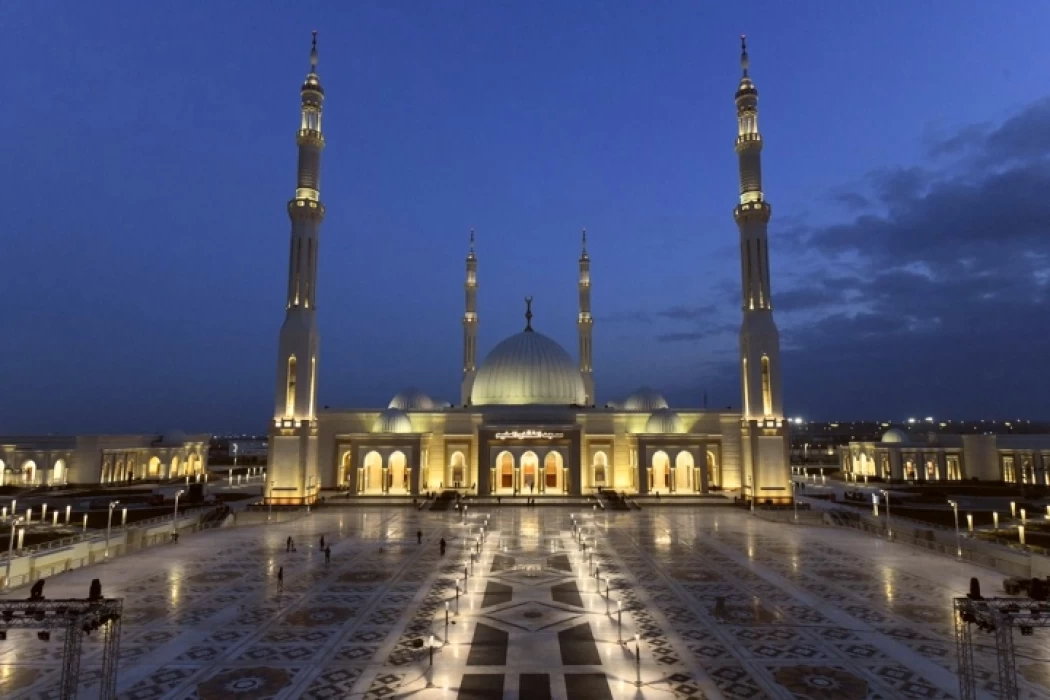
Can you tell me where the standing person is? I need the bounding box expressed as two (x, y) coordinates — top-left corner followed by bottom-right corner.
(324, 546), (331, 565)
(417, 530), (423, 545)
(286, 536), (293, 552)
(439, 538), (446, 556)
(277, 566), (284, 592)
(320, 534), (325, 550)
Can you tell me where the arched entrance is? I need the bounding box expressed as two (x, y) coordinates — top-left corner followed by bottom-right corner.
(593, 451), (608, 489)
(650, 451), (669, 493)
(544, 452), (562, 492)
(53, 459), (66, 485)
(388, 451), (408, 494)
(0, 459), (5, 487)
(675, 451), (694, 492)
(22, 460), (37, 486)
(149, 456), (161, 477)
(521, 451), (538, 494)
(497, 452), (514, 493)
(362, 451), (383, 494)
(450, 451), (466, 488)
(707, 451), (719, 488)
(341, 452), (352, 487)
(171, 456), (181, 479)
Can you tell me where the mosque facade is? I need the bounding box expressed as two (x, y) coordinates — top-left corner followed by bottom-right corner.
(266, 35), (791, 504)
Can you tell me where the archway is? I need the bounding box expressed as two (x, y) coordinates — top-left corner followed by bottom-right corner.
(925, 459), (938, 481)
(707, 451), (718, 488)
(126, 457), (136, 480)
(544, 452), (562, 491)
(341, 452), (352, 487)
(115, 459), (125, 483)
(102, 459), (111, 484)
(650, 451), (670, 493)
(521, 451), (538, 494)
(450, 451), (466, 488)
(675, 451), (694, 492)
(53, 459), (66, 485)
(497, 452), (514, 492)
(0, 459), (5, 487)
(148, 457), (161, 478)
(22, 459), (37, 486)
(171, 456), (181, 479)
(362, 451), (383, 494)
(904, 459), (917, 480)
(593, 451), (608, 489)
(388, 451), (408, 494)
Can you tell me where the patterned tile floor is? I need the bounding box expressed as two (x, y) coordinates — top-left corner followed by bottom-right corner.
(1, 507), (1049, 698)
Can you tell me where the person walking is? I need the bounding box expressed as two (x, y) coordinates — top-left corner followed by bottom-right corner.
(286, 536), (293, 553)
(277, 566), (284, 592)
(439, 538), (446, 556)
(324, 546), (331, 565)
(417, 530), (423, 545)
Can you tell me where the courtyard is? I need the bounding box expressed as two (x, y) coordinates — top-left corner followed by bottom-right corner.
(1, 506), (1048, 699)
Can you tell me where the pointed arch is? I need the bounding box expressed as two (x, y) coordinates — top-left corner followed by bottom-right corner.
(388, 451), (408, 493)
(522, 451), (539, 492)
(593, 450), (609, 488)
(545, 451), (562, 489)
(675, 451), (694, 491)
(286, 355), (297, 416)
(650, 451), (670, 492)
(760, 355), (772, 416)
(363, 451), (383, 493)
(498, 451), (514, 490)
(451, 451), (466, 487)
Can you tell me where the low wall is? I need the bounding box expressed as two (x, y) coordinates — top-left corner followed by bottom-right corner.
(230, 510), (305, 527)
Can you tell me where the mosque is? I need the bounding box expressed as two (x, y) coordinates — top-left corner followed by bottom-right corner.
(266, 35), (791, 504)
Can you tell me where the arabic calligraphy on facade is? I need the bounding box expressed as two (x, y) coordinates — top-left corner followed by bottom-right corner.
(494, 430), (565, 440)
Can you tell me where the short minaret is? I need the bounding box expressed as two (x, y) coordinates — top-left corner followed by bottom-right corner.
(577, 228), (595, 405)
(461, 229), (479, 405)
(267, 33), (326, 505)
(733, 36), (790, 504)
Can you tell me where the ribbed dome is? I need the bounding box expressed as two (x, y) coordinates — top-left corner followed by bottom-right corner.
(388, 388), (438, 411)
(623, 387), (669, 412)
(372, 408), (414, 434)
(471, 331), (587, 406)
(645, 408), (685, 434)
(881, 428), (909, 444)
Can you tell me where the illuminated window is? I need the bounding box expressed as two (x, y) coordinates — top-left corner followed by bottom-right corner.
(1002, 456), (1015, 483)
(946, 455), (961, 481)
(308, 357), (317, 419)
(545, 452), (560, 488)
(742, 358), (750, 417)
(286, 356), (297, 416)
(760, 356), (772, 416)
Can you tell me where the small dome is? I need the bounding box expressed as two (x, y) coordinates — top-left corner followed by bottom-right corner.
(372, 408), (414, 434)
(471, 330), (587, 406)
(623, 387), (669, 412)
(881, 428), (909, 444)
(160, 430), (188, 445)
(389, 388), (438, 411)
(645, 408), (685, 434)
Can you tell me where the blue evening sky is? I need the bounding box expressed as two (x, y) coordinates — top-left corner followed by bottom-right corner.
(3, 1), (1049, 433)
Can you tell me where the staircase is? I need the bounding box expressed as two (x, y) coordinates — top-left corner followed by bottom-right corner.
(429, 490), (459, 512)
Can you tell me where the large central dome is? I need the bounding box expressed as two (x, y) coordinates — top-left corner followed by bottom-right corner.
(471, 330), (587, 406)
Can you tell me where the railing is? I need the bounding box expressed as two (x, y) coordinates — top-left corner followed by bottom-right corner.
(1, 506), (227, 590)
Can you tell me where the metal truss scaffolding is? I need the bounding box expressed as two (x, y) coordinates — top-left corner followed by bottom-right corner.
(0, 597), (123, 699)
(954, 596), (1050, 700)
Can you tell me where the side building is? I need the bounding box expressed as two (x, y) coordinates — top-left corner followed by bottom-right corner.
(0, 432), (209, 486)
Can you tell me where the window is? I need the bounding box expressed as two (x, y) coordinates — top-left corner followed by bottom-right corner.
(1002, 456), (1016, 483)
(285, 356), (297, 416)
(946, 455), (961, 481)
(742, 358), (750, 416)
(761, 356), (772, 416)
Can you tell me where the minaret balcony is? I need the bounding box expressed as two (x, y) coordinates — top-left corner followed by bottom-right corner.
(733, 201), (771, 222)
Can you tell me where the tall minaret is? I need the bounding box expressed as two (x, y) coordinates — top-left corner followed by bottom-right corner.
(461, 229), (478, 405)
(577, 228), (595, 405)
(734, 36), (790, 504)
(267, 32), (326, 505)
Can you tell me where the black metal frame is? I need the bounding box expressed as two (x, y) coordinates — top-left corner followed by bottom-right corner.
(0, 597), (123, 699)
(954, 596), (1050, 700)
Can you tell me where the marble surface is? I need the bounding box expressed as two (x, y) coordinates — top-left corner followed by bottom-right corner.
(0, 506), (1048, 698)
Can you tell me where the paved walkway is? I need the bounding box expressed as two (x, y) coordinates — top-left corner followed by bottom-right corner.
(1, 507), (1048, 698)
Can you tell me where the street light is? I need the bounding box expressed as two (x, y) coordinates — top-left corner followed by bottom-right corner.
(5, 517), (24, 589)
(880, 489), (892, 539)
(268, 480), (275, 523)
(105, 501), (120, 558)
(948, 499), (961, 556)
(172, 489), (185, 535)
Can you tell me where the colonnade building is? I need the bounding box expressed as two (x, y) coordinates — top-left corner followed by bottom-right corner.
(266, 35), (791, 504)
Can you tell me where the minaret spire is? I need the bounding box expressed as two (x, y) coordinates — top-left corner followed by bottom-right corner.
(524, 296), (534, 331)
(268, 32), (328, 506)
(733, 36), (790, 506)
(461, 228), (479, 405)
(577, 227), (595, 405)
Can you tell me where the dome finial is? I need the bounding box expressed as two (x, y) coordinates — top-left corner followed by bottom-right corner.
(581, 227), (587, 256)
(310, 30), (319, 71)
(740, 34), (749, 76)
(524, 296), (534, 331)
(469, 227), (475, 253)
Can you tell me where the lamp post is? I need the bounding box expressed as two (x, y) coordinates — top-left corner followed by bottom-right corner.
(5, 517), (24, 589)
(105, 501), (119, 558)
(172, 489), (185, 535)
(268, 480), (275, 523)
(880, 489), (892, 539)
(948, 499), (961, 557)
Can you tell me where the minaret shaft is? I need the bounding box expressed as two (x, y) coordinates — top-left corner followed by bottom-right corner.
(577, 228), (594, 405)
(461, 230), (478, 405)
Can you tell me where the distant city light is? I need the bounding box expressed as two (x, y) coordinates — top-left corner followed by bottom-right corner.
(924, 416), (934, 422)
(907, 418), (917, 424)
(792, 417), (804, 425)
